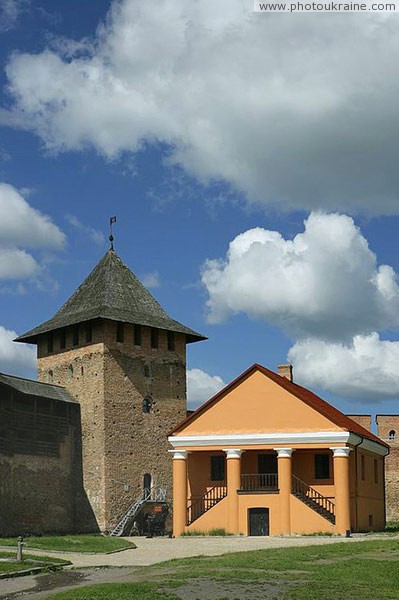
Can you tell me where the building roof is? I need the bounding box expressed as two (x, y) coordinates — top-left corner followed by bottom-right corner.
(15, 249), (206, 344)
(0, 372), (77, 404)
(170, 363), (389, 448)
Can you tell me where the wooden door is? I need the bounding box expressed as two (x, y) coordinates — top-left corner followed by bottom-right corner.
(248, 508), (269, 536)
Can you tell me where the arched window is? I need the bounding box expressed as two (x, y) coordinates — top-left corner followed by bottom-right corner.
(144, 365), (151, 378)
(68, 364), (74, 379)
(142, 396), (152, 413)
(48, 370), (53, 383)
(143, 473), (152, 497)
(389, 430), (396, 440)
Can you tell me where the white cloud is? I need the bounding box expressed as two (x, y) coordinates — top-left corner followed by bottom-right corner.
(0, 182), (65, 285)
(140, 271), (160, 289)
(201, 212), (399, 341)
(0, 0), (28, 32)
(0, 248), (40, 279)
(5, 0), (399, 213)
(0, 183), (65, 250)
(0, 325), (36, 376)
(65, 214), (105, 245)
(187, 368), (226, 410)
(288, 333), (399, 401)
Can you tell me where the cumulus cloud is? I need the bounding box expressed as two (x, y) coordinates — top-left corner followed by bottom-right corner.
(187, 368), (226, 410)
(0, 183), (65, 249)
(4, 0), (399, 213)
(288, 333), (399, 401)
(0, 182), (65, 285)
(202, 212), (399, 341)
(0, 325), (36, 376)
(65, 214), (105, 245)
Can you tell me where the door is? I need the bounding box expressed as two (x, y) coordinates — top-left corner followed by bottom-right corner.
(248, 508), (269, 536)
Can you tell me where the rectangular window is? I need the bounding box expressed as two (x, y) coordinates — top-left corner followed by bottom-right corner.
(210, 456), (225, 481)
(374, 459), (378, 484)
(151, 328), (158, 349)
(116, 322), (124, 343)
(134, 325), (142, 346)
(72, 325), (79, 346)
(314, 454), (330, 479)
(47, 333), (53, 353)
(361, 455), (366, 481)
(85, 323), (92, 343)
(167, 331), (175, 351)
(60, 329), (66, 349)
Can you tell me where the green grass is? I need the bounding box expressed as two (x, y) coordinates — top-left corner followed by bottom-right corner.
(0, 550), (68, 576)
(0, 535), (134, 553)
(181, 528), (233, 536)
(44, 538), (399, 600)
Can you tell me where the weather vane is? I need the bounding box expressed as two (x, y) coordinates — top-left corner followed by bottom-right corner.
(109, 216), (116, 250)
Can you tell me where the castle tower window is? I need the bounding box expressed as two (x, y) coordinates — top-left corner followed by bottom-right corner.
(47, 333), (53, 353)
(167, 331), (175, 351)
(48, 370), (53, 383)
(60, 329), (66, 349)
(389, 430), (396, 440)
(68, 364), (73, 379)
(116, 322), (124, 343)
(151, 328), (158, 349)
(142, 396), (152, 413)
(144, 365), (151, 378)
(85, 323), (92, 343)
(72, 325), (79, 346)
(134, 325), (142, 346)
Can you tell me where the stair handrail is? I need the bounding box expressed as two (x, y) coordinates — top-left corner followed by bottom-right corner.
(109, 485), (168, 536)
(291, 474), (335, 517)
(186, 483), (227, 525)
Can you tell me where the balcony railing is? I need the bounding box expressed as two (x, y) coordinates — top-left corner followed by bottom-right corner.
(240, 473), (278, 491)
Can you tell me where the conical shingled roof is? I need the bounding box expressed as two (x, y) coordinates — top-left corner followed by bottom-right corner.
(15, 249), (206, 344)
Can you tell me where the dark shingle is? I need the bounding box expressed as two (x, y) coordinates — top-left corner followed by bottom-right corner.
(0, 372), (77, 404)
(15, 249), (206, 344)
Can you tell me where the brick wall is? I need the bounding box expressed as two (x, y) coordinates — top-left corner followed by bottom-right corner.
(38, 319), (187, 531)
(376, 415), (399, 521)
(0, 386), (96, 536)
(346, 415), (372, 431)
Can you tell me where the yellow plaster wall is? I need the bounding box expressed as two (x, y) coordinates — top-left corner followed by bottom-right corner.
(290, 495), (335, 534)
(177, 370), (342, 435)
(186, 496), (229, 533)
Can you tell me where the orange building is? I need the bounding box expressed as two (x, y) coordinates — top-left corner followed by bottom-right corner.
(168, 364), (389, 537)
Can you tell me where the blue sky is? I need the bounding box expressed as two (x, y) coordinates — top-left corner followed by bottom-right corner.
(0, 0), (398, 421)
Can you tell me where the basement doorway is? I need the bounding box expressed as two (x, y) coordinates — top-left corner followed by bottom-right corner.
(248, 508), (269, 536)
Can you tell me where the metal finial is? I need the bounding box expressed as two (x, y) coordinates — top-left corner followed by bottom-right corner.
(109, 216), (116, 250)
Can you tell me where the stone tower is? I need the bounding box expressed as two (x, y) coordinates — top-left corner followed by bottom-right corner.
(15, 248), (205, 531)
(376, 415), (399, 521)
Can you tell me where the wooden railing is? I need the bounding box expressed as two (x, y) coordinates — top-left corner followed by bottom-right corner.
(240, 473), (278, 491)
(291, 474), (335, 522)
(187, 484), (227, 525)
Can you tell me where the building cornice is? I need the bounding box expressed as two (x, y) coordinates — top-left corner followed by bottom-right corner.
(168, 431), (389, 455)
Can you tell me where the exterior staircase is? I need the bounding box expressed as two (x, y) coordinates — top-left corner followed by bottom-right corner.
(291, 475), (335, 524)
(109, 486), (167, 536)
(187, 484), (227, 525)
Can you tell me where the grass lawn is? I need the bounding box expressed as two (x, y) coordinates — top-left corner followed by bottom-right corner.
(44, 538), (399, 600)
(0, 535), (135, 553)
(0, 550), (68, 576)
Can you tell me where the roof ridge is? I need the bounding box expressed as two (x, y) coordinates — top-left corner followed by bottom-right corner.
(0, 371), (67, 390)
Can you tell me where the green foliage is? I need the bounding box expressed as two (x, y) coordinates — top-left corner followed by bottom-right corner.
(181, 528), (232, 536)
(0, 535), (134, 553)
(0, 551), (68, 576)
